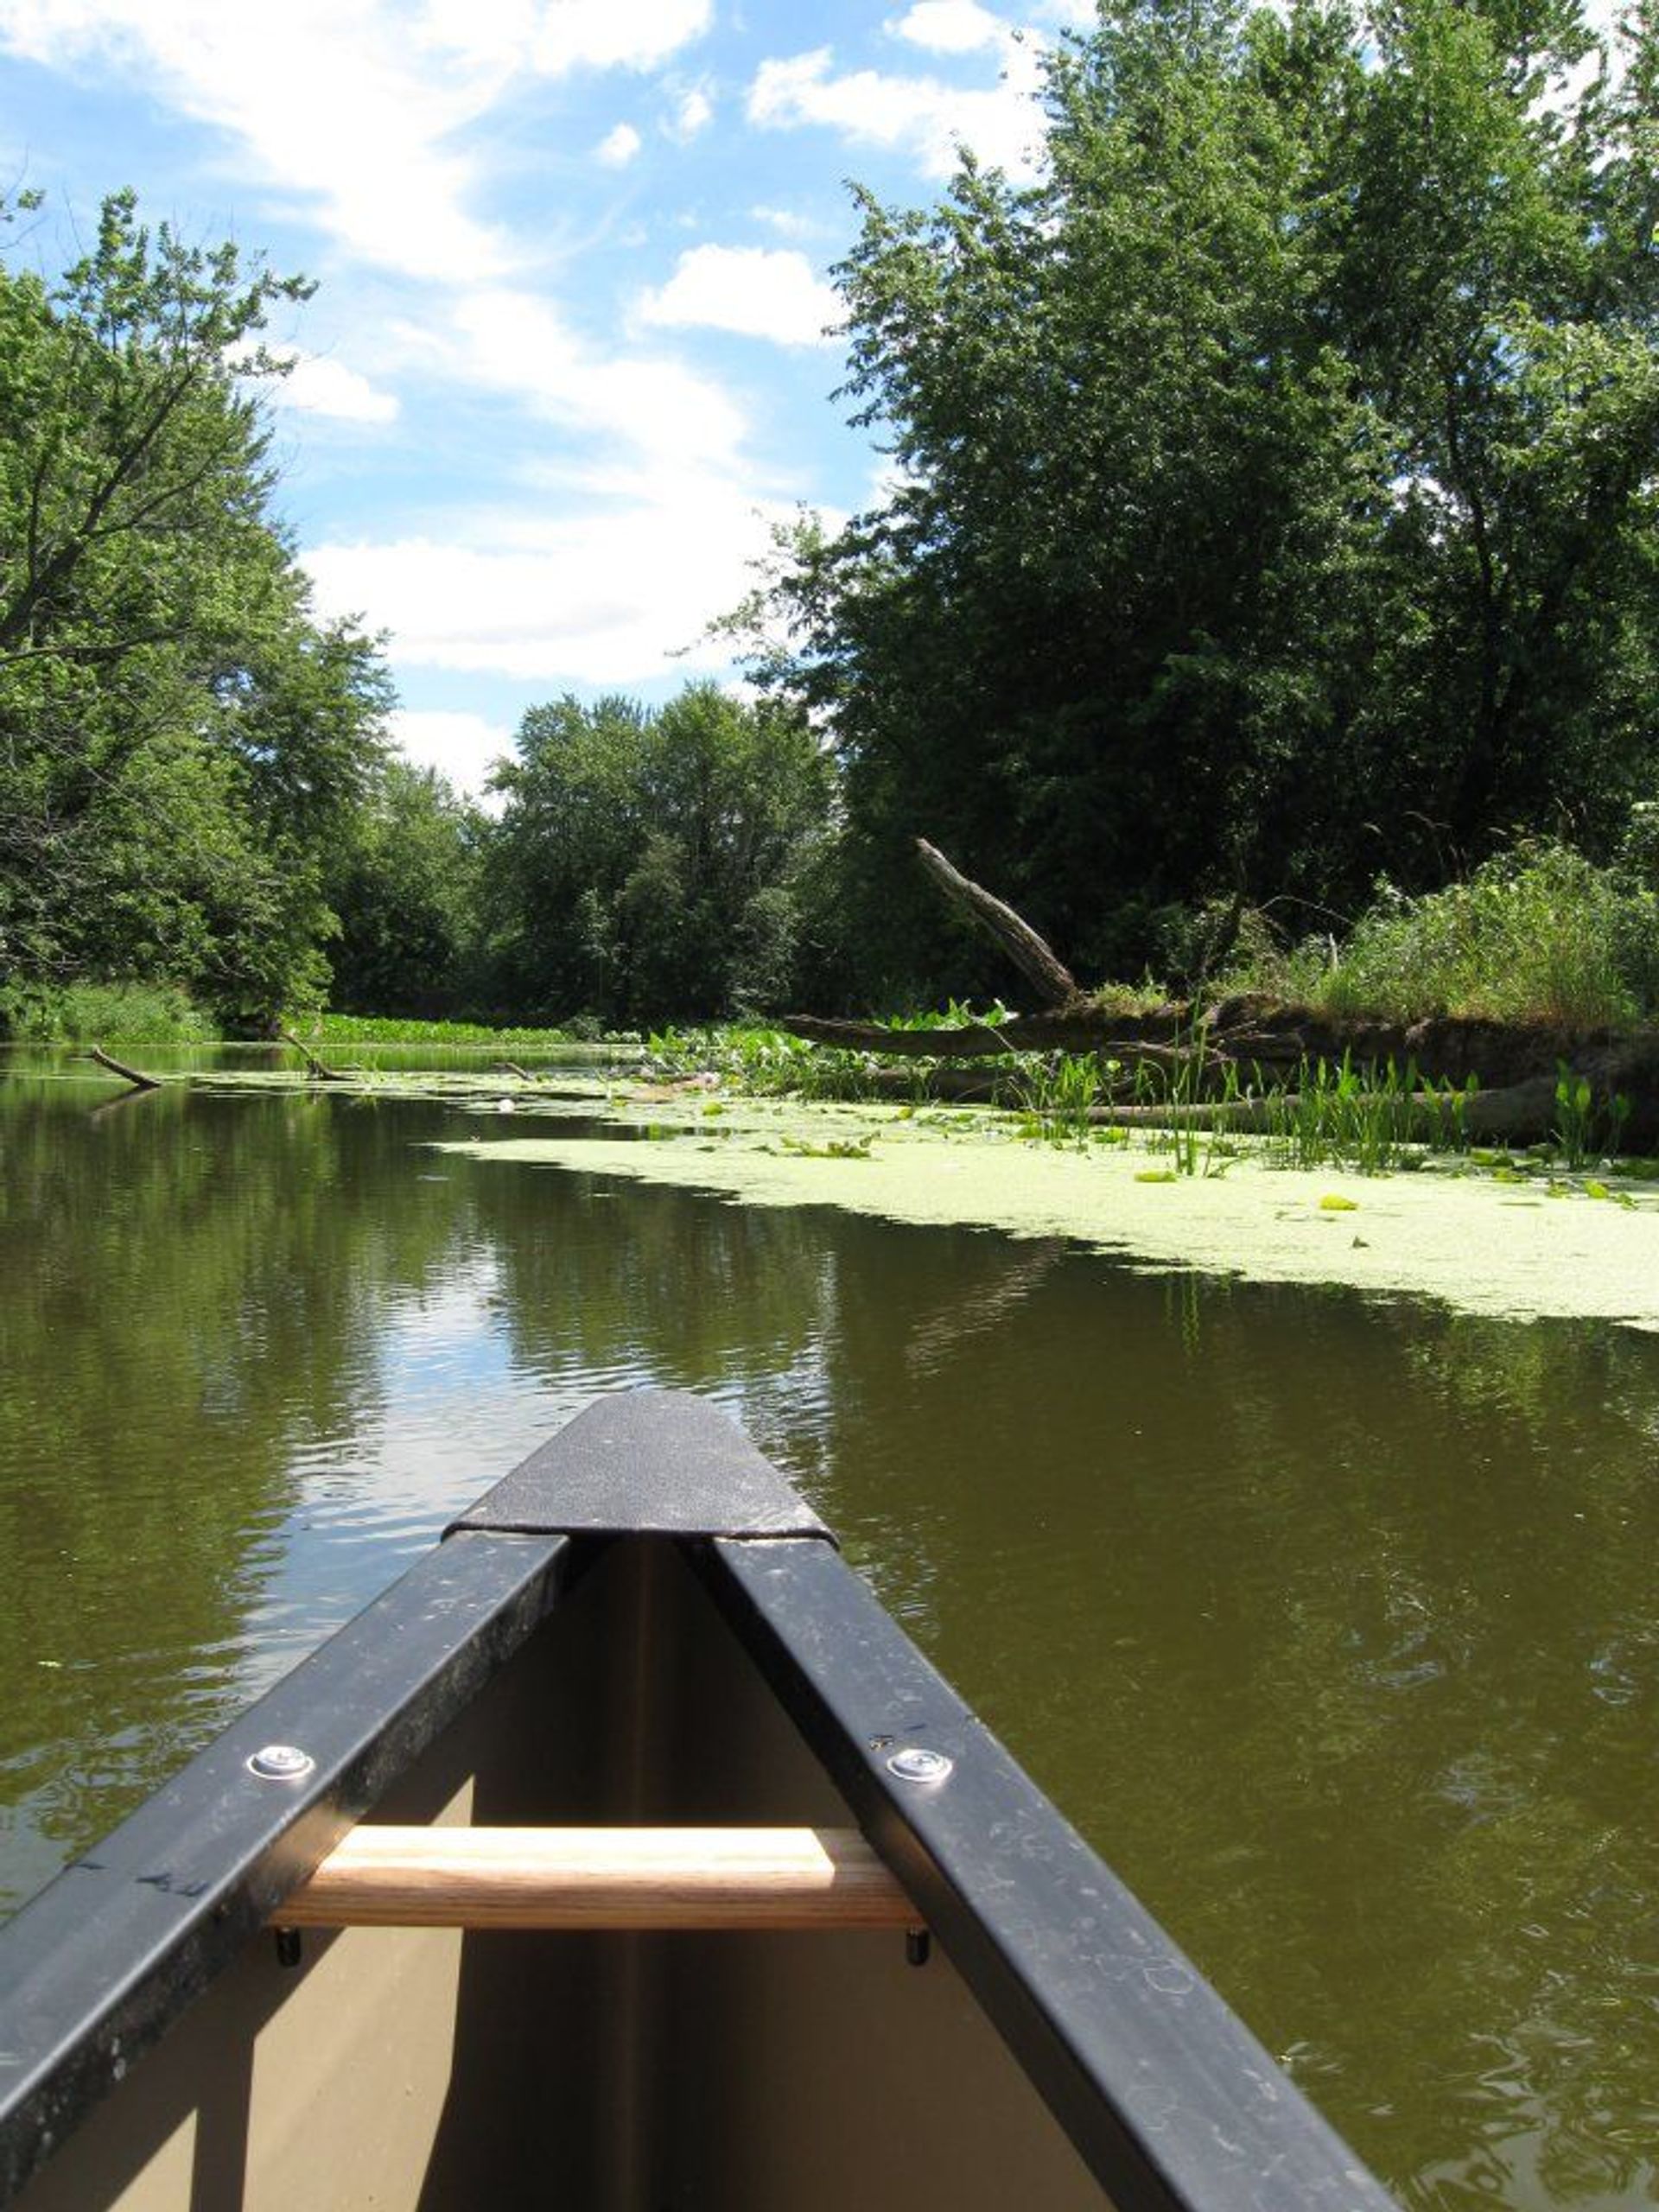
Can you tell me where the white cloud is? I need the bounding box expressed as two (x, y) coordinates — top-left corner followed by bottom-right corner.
(748, 39), (1047, 180)
(304, 483), (793, 686)
(387, 708), (514, 799)
(526, 0), (710, 75)
(444, 284), (749, 465)
(0, 0), (712, 279)
(0, 0), (505, 279)
(639, 245), (840, 347)
(669, 84), (713, 137)
(596, 121), (643, 166)
(890, 1), (1009, 54)
(275, 352), (401, 423)
(751, 204), (815, 238)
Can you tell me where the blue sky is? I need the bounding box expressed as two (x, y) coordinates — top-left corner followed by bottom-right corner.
(0, 0), (1089, 793)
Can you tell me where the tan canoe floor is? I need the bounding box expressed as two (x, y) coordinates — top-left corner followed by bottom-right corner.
(439, 1090), (1659, 1333)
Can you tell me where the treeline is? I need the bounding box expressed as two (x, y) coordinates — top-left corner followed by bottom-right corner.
(0, 188), (834, 1033)
(7, 0), (1659, 1036)
(327, 687), (840, 1027)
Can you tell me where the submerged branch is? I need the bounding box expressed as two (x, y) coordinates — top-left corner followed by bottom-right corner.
(280, 1028), (346, 1082)
(86, 1045), (162, 1091)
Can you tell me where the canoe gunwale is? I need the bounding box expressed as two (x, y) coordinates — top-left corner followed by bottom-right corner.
(696, 1533), (1398, 2212)
(0, 1529), (569, 2209)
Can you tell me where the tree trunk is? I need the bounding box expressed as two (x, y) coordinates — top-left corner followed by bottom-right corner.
(914, 840), (1080, 1007)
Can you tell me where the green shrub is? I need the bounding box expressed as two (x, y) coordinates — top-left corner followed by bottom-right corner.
(2, 979), (217, 1043)
(1222, 845), (1659, 1028)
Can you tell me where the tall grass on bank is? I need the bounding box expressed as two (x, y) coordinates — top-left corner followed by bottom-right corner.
(1224, 844), (1659, 1029)
(1, 980), (216, 1044)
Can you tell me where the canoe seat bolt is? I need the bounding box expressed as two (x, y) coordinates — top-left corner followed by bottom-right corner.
(906, 1929), (931, 1968)
(273, 1928), (302, 1970)
(887, 1747), (953, 1785)
(247, 1745), (315, 1783)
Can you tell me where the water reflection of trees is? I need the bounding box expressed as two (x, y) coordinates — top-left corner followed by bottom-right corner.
(467, 1166), (840, 1420)
(0, 1085), (476, 1909)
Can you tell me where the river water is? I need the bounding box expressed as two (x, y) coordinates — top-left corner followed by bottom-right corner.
(4, 1058), (1659, 2209)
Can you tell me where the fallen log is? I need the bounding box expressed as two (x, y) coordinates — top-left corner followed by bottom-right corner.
(86, 1046), (162, 1092)
(786, 998), (1614, 1079)
(780, 841), (1659, 1148)
(280, 1027), (346, 1082)
(828, 1071), (1619, 1147)
(1080, 1077), (1560, 1142)
(783, 1009), (1185, 1058)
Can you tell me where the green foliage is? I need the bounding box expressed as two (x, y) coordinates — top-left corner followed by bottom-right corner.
(877, 999), (1016, 1030)
(481, 683), (835, 1026)
(0, 977), (215, 1042)
(1549, 1060), (1630, 1166)
(1251, 845), (1659, 1027)
(0, 188), (391, 1020)
(1260, 1057), (1478, 1172)
(328, 763), (484, 1017)
(307, 1013), (595, 1047)
(777, 1131), (876, 1160)
(748, 0), (1659, 995)
(1014, 1052), (1110, 1146)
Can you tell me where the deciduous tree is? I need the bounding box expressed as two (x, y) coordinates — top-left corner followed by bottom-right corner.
(756, 0), (1659, 996)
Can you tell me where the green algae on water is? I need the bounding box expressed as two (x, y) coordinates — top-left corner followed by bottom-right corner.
(437, 1100), (1659, 1333)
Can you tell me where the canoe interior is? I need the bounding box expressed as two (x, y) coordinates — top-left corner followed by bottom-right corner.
(16, 1536), (1108, 2212)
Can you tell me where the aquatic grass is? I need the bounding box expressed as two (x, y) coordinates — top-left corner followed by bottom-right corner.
(1550, 1061), (1632, 1171)
(1014, 1052), (1109, 1147)
(309, 1014), (615, 1048)
(1258, 1056), (1477, 1173)
(1126, 1017), (1236, 1177)
(1552, 1061), (1595, 1170)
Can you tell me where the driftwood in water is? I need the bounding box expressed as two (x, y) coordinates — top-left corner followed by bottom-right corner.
(497, 1059), (532, 1082)
(280, 1028), (345, 1082)
(779, 842), (1659, 1148)
(818, 1067), (1628, 1146)
(86, 1046), (162, 1092)
(785, 995), (1641, 1090)
(915, 839), (1081, 1008)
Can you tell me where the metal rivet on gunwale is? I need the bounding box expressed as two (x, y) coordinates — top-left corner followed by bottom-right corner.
(887, 1746), (953, 1785)
(246, 1745), (315, 1783)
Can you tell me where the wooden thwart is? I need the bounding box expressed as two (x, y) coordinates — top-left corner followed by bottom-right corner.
(280, 1825), (918, 1932)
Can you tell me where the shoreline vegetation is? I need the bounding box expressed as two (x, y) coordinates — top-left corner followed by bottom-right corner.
(14, 833), (1659, 1169)
(17, 988), (1659, 1333)
(9, 0), (1659, 1115)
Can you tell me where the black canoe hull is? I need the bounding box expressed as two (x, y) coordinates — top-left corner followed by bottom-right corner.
(0, 1392), (1396, 2211)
